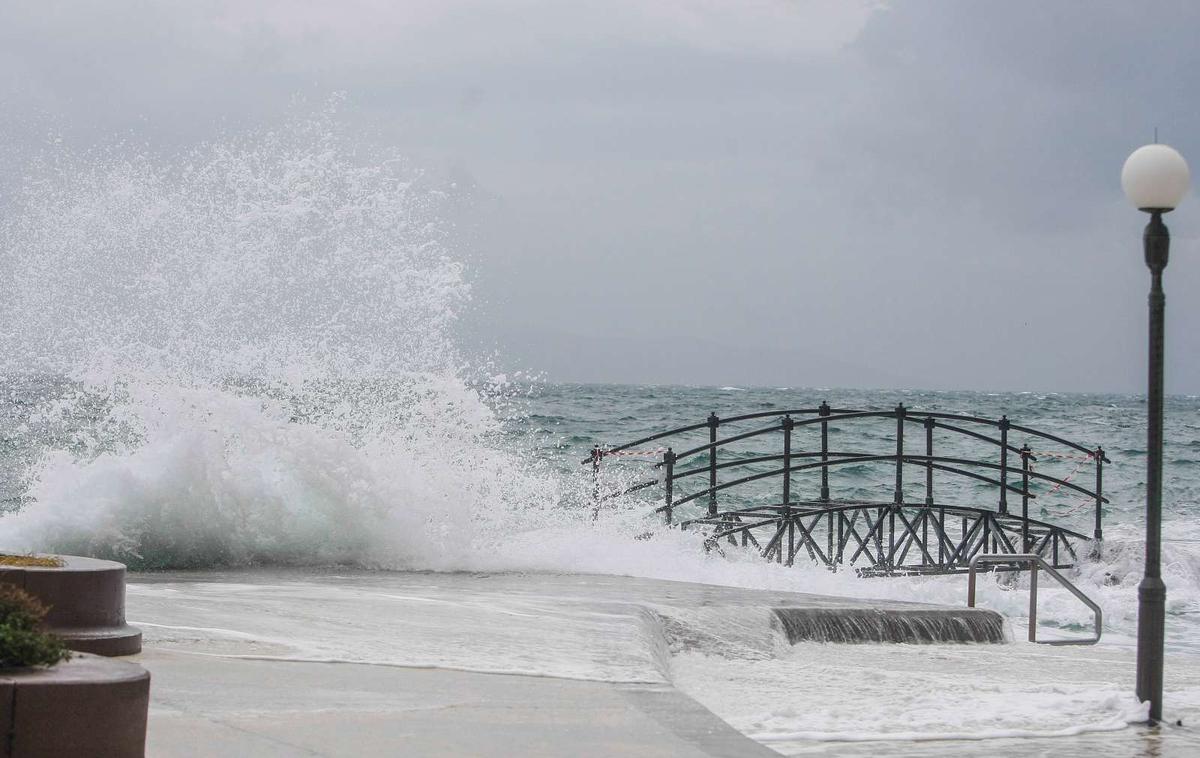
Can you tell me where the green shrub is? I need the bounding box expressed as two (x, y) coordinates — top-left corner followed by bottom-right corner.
(0, 584), (71, 669)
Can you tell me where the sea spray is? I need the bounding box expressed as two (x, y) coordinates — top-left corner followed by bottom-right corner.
(0, 110), (566, 568)
(1, 113), (466, 378)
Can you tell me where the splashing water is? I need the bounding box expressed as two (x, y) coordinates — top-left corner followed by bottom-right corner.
(0, 111), (564, 569)
(4, 114), (464, 378)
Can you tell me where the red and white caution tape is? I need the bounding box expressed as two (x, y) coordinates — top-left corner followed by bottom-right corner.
(600, 447), (669, 459)
(1029, 450), (1096, 463)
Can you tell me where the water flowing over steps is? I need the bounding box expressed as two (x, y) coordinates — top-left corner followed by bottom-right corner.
(772, 606), (1007, 644)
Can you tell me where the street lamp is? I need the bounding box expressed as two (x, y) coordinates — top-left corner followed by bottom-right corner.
(1121, 142), (1191, 724)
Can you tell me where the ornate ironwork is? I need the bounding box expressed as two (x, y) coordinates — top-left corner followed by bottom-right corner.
(586, 405), (1109, 576)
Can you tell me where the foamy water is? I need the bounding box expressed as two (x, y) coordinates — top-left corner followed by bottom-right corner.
(0, 110), (560, 571)
(3, 112), (1200, 753)
(125, 570), (1200, 755)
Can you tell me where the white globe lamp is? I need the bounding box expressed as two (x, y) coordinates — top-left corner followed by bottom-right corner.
(1122, 144), (1190, 212)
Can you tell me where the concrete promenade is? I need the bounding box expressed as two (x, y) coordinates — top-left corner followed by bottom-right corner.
(122, 570), (1001, 757)
(141, 648), (777, 757)
(121, 570), (993, 753)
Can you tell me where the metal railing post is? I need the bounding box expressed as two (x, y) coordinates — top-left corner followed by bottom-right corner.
(1094, 446), (1104, 542)
(836, 511), (845, 566)
(819, 401), (831, 501)
(894, 404), (906, 504)
(591, 445), (601, 505)
(707, 413), (719, 518)
(925, 416), (937, 569)
(828, 511), (835, 569)
(1021, 444), (1032, 552)
(785, 512), (793, 565)
(1029, 561), (1039, 642)
(782, 415), (793, 506)
(891, 404), (905, 568)
(783, 414), (795, 566)
(663, 448), (675, 525)
(999, 416), (1010, 515)
(924, 417), (935, 506)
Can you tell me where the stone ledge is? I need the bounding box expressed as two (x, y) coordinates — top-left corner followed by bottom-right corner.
(0, 555), (142, 656)
(0, 654), (150, 757)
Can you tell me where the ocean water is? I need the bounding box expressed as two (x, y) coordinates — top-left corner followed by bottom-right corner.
(3, 113), (1200, 753)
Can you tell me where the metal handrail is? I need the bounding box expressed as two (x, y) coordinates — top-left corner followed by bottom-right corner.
(967, 553), (1102, 645)
(583, 407), (1112, 463)
(665, 452), (1106, 503)
(662, 455), (1035, 509)
(588, 410), (1107, 508)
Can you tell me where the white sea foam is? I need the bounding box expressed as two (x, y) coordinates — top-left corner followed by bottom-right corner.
(122, 570), (1200, 752)
(0, 108), (559, 570)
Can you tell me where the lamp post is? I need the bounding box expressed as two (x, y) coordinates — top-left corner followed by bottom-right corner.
(1121, 143), (1191, 724)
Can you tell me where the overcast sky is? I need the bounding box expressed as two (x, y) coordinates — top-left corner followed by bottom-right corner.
(3, 1), (1200, 393)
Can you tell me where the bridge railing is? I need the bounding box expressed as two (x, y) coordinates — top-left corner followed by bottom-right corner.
(585, 403), (1109, 575)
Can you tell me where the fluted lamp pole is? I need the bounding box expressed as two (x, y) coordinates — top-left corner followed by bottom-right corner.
(1121, 143), (1191, 724)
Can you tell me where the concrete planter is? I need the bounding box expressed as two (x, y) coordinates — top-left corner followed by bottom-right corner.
(0, 556), (141, 656)
(0, 654), (150, 757)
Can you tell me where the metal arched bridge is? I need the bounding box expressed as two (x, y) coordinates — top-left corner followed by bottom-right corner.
(586, 403), (1109, 576)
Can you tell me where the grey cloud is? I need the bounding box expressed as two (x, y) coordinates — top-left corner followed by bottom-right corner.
(2, 1), (1199, 392)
